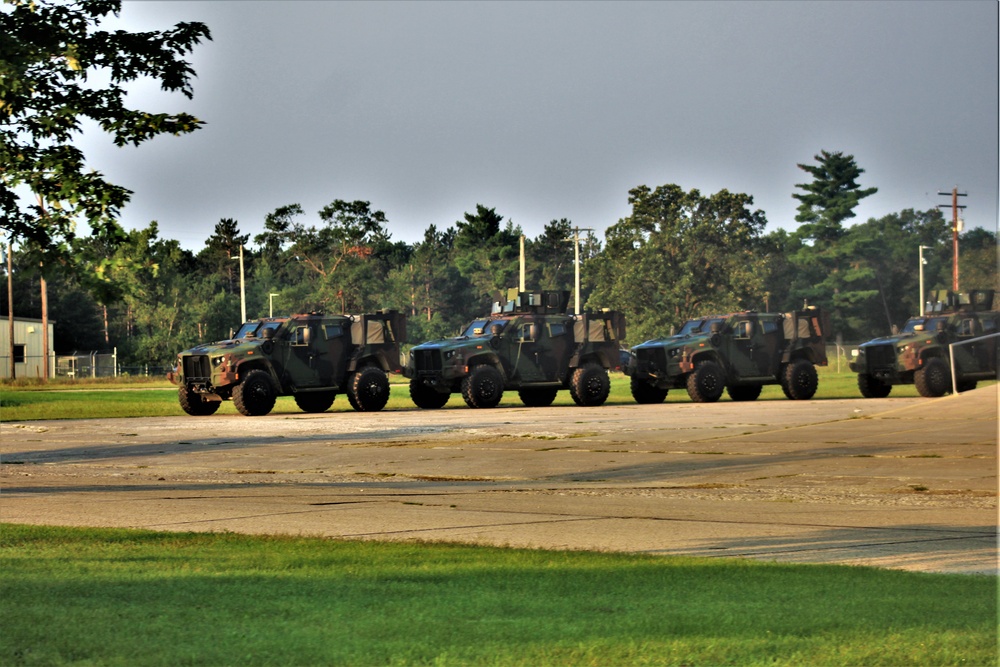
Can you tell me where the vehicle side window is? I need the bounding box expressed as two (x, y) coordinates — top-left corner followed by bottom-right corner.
(324, 324), (344, 339)
(517, 323), (537, 342)
(548, 322), (567, 337)
(761, 320), (778, 335)
(982, 317), (997, 334)
(290, 325), (309, 345)
(957, 319), (976, 336)
(735, 321), (752, 339)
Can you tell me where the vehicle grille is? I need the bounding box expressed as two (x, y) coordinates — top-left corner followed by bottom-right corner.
(182, 355), (211, 379)
(413, 349), (442, 372)
(635, 348), (666, 375)
(865, 344), (896, 369)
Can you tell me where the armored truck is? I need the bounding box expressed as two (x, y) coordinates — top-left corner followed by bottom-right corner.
(850, 290), (998, 398)
(168, 311), (405, 416)
(404, 290), (626, 409)
(625, 308), (829, 403)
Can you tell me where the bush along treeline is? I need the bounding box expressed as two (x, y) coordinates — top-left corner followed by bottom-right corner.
(3, 182), (997, 369)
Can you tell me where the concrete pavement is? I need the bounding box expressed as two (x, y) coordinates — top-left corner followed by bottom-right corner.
(2, 385), (996, 574)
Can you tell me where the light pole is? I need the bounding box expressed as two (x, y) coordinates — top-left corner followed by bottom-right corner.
(567, 227), (593, 315)
(268, 293), (279, 318)
(231, 246), (247, 322)
(918, 245), (931, 316)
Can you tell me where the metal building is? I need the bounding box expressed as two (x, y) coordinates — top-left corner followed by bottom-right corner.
(0, 317), (56, 379)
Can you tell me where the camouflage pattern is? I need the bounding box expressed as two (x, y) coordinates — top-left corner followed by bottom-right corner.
(850, 290), (999, 398)
(625, 308), (829, 403)
(168, 311), (405, 416)
(404, 290), (626, 409)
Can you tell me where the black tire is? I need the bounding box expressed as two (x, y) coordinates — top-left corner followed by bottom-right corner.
(409, 379), (450, 409)
(630, 376), (668, 404)
(726, 384), (762, 402)
(783, 359), (818, 400)
(178, 386), (220, 416)
(347, 366), (390, 412)
(857, 374), (892, 399)
(570, 363), (611, 406)
(294, 391), (335, 413)
(957, 380), (978, 393)
(686, 360), (724, 403)
(232, 369), (277, 416)
(518, 387), (558, 407)
(461, 365), (504, 408)
(915, 357), (951, 398)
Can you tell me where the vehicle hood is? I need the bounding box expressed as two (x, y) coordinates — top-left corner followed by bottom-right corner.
(181, 338), (262, 355)
(631, 333), (708, 352)
(410, 336), (486, 352)
(857, 333), (920, 348)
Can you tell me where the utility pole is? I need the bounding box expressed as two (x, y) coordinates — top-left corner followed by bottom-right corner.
(937, 187), (966, 292)
(567, 227), (593, 315)
(6, 236), (14, 380)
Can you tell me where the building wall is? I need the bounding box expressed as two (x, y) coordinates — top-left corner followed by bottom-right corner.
(0, 317), (57, 379)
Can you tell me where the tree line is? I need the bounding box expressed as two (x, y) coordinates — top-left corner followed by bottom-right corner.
(3, 169), (996, 367)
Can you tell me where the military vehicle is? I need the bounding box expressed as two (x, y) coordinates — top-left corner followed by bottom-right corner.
(168, 311), (405, 416)
(404, 290), (626, 409)
(625, 308), (829, 403)
(850, 290), (999, 398)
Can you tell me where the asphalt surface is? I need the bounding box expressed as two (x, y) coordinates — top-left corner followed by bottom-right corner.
(1, 385), (997, 575)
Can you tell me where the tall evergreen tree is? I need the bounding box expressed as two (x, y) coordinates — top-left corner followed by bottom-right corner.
(793, 150), (878, 245)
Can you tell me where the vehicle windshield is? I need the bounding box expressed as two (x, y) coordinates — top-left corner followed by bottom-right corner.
(461, 319), (506, 338)
(676, 317), (724, 337)
(900, 317), (947, 334)
(235, 319), (285, 339)
(234, 322), (260, 338)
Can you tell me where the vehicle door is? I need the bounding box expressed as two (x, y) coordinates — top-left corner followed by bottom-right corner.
(280, 318), (322, 388)
(953, 315), (999, 375)
(541, 317), (572, 381)
(754, 317), (783, 377)
(727, 316), (760, 378)
(507, 316), (546, 383)
(320, 319), (351, 386)
(980, 315), (1000, 374)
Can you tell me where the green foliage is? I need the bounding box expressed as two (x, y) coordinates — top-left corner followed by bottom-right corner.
(1, 524), (995, 666)
(793, 150), (878, 244)
(586, 184), (769, 344)
(0, 0), (211, 267)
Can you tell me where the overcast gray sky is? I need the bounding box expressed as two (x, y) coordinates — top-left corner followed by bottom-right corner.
(84, 0), (998, 250)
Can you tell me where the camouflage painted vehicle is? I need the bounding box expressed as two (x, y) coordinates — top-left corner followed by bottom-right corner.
(850, 290), (999, 398)
(625, 308), (829, 403)
(168, 311), (405, 416)
(404, 290), (626, 409)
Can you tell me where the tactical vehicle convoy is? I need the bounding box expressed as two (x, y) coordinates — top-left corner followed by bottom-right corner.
(850, 290), (999, 398)
(625, 308), (829, 403)
(404, 290), (626, 409)
(168, 311), (405, 416)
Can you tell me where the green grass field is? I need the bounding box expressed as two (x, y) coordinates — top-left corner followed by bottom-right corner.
(1, 524), (995, 667)
(0, 366), (937, 422)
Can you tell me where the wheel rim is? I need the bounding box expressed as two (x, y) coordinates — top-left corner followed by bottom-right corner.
(479, 376), (500, 401)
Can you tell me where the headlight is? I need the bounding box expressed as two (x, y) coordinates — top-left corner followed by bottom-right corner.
(212, 356), (224, 367)
(444, 350), (455, 360)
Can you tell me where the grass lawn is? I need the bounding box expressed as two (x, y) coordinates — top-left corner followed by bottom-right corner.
(0, 367), (938, 422)
(1, 524), (995, 667)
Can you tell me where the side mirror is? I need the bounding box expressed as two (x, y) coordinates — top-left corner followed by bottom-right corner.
(262, 327), (275, 340)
